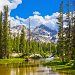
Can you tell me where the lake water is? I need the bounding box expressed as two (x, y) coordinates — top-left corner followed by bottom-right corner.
(0, 59), (69, 75)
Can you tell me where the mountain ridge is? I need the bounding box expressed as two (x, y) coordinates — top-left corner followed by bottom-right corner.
(10, 24), (58, 43)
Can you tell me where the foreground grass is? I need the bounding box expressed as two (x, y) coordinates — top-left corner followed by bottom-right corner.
(0, 58), (25, 64)
(43, 58), (75, 74)
(0, 58), (40, 67)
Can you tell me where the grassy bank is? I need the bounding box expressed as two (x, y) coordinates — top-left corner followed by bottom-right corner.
(0, 58), (40, 67)
(43, 58), (75, 74)
(0, 58), (25, 64)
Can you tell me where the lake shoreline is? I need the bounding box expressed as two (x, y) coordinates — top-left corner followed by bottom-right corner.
(0, 58), (75, 75)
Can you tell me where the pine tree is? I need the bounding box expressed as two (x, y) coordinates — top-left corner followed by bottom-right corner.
(25, 40), (28, 55)
(7, 21), (12, 58)
(28, 19), (31, 54)
(0, 12), (3, 58)
(72, 11), (75, 67)
(3, 6), (9, 58)
(65, 0), (72, 61)
(12, 34), (16, 52)
(71, 10), (75, 60)
(16, 32), (20, 53)
(57, 1), (64, 62)
(70, 1), (75, 66)
(19, 26), (26, 53)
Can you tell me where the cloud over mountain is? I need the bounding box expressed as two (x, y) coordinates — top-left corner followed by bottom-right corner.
(25, 12), (59, 29)
(8, 12), (59, 31)
(8, 11), (59, 31)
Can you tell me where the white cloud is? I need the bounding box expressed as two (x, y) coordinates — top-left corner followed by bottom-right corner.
(8, 16), (26, 27)
(9, 12), (59, 31)
(26, 12), (59, 30)
(0, 0), (22, 14)
(33, 11), (41, 15)
(0, 0), (24, 27)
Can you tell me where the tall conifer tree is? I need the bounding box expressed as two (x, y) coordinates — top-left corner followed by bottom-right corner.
(3, 6), (9, 58)
(0, 12), (3, 58)
(57, 1), (64, 62)
(19, 26), (26, 53)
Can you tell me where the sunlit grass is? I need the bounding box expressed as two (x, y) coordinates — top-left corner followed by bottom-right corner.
(0, 58), (24, 64)
(43, 58), (75, 74)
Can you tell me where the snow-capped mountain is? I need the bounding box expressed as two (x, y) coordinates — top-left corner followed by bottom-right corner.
(10, 24), (58, 43)
(10, 25), (27, 37)
(10, 25), (31, 39)
(32, 24), (58, 42)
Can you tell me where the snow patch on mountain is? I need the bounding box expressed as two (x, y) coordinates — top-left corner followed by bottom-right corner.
(10, 24), (58, 43)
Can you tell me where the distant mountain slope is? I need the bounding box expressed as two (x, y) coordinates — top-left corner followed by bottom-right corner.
(10, 24), (58, 43)
(32, 24), (58, 42)
(38, 24), (57, 36)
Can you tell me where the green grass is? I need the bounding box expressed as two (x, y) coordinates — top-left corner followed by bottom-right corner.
(0, 58), (25, 64)
(0, 58), (41, 68)
(43, 59), (67, 66)
(43, 59), (75, 74)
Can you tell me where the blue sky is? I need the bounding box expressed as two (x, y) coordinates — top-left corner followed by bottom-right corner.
(10, 0), (70, 18)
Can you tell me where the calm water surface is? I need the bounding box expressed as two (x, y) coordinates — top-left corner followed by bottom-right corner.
(0, 59), (70, 75)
